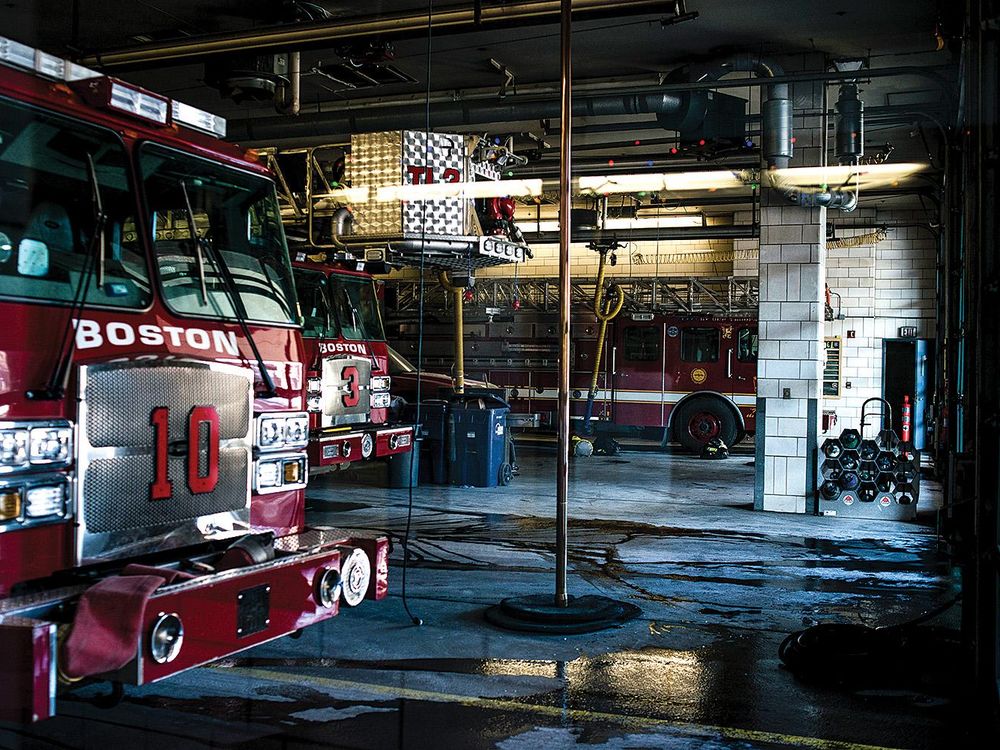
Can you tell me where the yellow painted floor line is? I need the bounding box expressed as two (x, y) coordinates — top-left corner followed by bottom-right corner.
(210, 665), (907, 750)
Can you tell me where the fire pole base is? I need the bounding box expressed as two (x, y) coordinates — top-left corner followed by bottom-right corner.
(484, 594), (641, 634)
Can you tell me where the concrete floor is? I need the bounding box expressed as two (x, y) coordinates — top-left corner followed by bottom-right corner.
(1, 447), (979, 749)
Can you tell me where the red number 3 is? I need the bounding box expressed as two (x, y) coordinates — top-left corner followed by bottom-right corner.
(150, 405), (220, 500)
(341, 365), (360, 408)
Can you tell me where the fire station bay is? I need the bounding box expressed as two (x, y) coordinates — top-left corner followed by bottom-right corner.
(0, 2), (997, 748)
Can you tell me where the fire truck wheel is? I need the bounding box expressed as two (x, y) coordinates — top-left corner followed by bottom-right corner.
(673, 396), (738, 453)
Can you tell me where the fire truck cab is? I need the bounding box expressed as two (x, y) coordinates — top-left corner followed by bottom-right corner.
(291, 254), (413, 473)
(0, 38), (387, 723)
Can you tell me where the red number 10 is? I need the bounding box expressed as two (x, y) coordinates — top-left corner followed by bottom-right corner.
(150, 406), (220, 500)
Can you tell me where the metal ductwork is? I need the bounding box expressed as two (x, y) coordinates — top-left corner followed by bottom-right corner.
(230, 53), (794, 173)
(662, 53), (792, 169)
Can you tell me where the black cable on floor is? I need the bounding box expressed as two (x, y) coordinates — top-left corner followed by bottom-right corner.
(778, 593), (962, 684)
(399, 0), (434, 628)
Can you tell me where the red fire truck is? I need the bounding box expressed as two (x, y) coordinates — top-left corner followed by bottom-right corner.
(387, 277), (759, 451)
(0, 38), (387, 723)
(290, 254), (413, 473)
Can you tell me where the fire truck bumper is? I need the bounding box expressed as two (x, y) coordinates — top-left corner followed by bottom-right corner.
(375, 426), (414, 458)
(310, 425), (413, 470)
(0, 529), (388, 723)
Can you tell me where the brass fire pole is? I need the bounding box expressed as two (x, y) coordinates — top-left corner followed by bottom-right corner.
(484, 0), (640, 634)
(555, 0), (572, 608)
(438, 272), (466, 395)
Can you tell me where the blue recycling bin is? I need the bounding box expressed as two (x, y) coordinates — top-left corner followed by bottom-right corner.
(447, 395), (511, 488)
(403, 400), (449, 484)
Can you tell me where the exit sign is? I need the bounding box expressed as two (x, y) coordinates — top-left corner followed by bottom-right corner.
(898, 326), (917, 338)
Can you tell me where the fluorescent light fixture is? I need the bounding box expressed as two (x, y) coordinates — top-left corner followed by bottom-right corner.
(521, 214), (703, 233)
(769, 163), (928, 189)
(606, 215), (703, 229)
(318, 186), (371, 203)
(376, 179), (543, 202)
(578, 171), (749, 195)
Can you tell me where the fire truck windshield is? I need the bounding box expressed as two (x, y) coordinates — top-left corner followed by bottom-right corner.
(139, 143), (297, 326)
(0, 96), (151, 309)
(331, 275), (384, 341)
(295, 269), (385, 342)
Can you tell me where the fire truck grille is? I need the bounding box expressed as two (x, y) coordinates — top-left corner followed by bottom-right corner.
(83, 449), (248, 533)
(85, 365), (250, 447)
(77, 360), (253, 561)
(321, 356), (372, 419)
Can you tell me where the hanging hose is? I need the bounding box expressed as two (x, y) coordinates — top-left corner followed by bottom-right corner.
(582, 249), (624, 435)
(438, 271), (466, 395)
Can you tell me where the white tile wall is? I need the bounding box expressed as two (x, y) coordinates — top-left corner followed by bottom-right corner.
(756, 203), (826, 514)
(821, 210), (937, 431)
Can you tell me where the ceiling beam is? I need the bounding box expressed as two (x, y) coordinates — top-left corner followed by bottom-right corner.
(80, 0), (671, 68)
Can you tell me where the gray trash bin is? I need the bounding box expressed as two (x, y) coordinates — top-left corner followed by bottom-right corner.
(387, 437), (421, 488)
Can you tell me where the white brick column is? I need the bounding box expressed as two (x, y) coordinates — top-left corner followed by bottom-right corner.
(754, 201), (826, 513)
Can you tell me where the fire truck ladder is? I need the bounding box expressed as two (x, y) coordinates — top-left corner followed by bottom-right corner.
(263, 142), (532, 272)
(259, 144), (350, 250)
(385, 275), (759, 317)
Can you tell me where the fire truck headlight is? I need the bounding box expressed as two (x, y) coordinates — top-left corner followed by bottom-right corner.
(28, 426), (72, 465)
(0, 429), (29, 468)
(257, 417), (284, 450)
(254, 454), (307, 493)
(284, 415), (309, 448)
(307, 377), (322, 392)
(360, 434), (374, 459)
(314, 567), (341, 609)
(24, 484), (66, 518)
(255, 459), (282, 490)
(370, 392), (391, 410)
(256, 412), (309, 451)
(370, 376), (391, 393)
(339, 548), (371, 607)
(307, 393), (322, 413)
(149, 612), (184, 665)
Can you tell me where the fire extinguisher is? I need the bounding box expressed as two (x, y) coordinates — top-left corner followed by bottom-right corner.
(901, 395), (912, 443)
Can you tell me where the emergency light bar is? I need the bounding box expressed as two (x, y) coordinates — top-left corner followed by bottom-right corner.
(0, 36), (100, 82)
(0, 35), (228, 138)
(171, 100), (228, 138)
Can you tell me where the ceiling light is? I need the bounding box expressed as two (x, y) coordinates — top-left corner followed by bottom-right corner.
(578, 171), (750, 195)
(375, 179), (543, 202)
(769, 163), (928, 189)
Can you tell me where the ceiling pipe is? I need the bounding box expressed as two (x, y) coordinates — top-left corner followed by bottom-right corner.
(231, 91), (684, 142)
(229, 65), (951, 146)
(275, 51), (301, 115)
(522, 224), (759, 242)
(80, 0), (670, 68)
